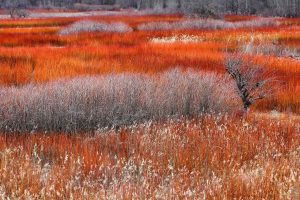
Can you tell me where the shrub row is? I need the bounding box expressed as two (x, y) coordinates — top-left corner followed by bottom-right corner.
(0, 69), (239, 132)
(59, 18), (279, 35)
(137, 18), (279, 31)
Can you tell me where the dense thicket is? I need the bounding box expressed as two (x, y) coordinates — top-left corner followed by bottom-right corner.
(1, 0), (300, 17)
(0, 70), (238, 132)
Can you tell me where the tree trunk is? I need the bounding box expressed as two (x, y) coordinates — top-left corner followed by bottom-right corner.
(243, 100), (251, 114)
(177, 0), (181, 9)
(162, 0), (167, 9)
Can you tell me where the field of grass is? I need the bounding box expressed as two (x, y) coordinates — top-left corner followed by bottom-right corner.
(1, 115), (300, 199)
(0, 14), (299, 113)
(0, 12), (300, 199)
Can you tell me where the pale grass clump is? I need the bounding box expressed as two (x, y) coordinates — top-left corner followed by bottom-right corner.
(58, 20), (133, 35)
(242, 38), (300, 59)
(150, 34), (203, 43)
(138, 18), (279, 31)
(0, 116), (299, 199)
(0, 69), (238, 132)
(231, 34), (299, 59)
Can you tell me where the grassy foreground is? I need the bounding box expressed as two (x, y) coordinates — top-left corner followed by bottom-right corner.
(0, 115), (299, 199)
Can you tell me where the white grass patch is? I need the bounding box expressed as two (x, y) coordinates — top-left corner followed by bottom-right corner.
(230, 33), (280, 43)
(138, 18), (280, 31)
(255, 111), (300, 121)
(233, 35), (300, 60)
(58, 20), (132, 35)
(150, 34), (203, 44)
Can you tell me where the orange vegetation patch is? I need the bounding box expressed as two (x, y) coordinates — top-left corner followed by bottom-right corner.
(224, 15), (259, 22)
(0, 14), (299, 113)
(0, 115), (299, 198)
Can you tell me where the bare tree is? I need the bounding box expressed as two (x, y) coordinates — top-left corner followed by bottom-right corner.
(225, 54), (276, 113)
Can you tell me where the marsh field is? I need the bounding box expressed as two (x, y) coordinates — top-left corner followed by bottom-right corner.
(0, 9), (300, 199)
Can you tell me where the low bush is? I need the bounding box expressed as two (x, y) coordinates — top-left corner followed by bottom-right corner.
(137, 18), (279, 31)
(59, 20), (133, 35)
(9, 8), (30, 19)
(0, 69), (239, 132)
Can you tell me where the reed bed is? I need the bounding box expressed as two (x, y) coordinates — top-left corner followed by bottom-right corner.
(0, 115), (299, 199)
(0, 12), (299, 199)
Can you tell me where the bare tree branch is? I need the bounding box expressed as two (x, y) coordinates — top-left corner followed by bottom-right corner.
(225, 53), (277, 113)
